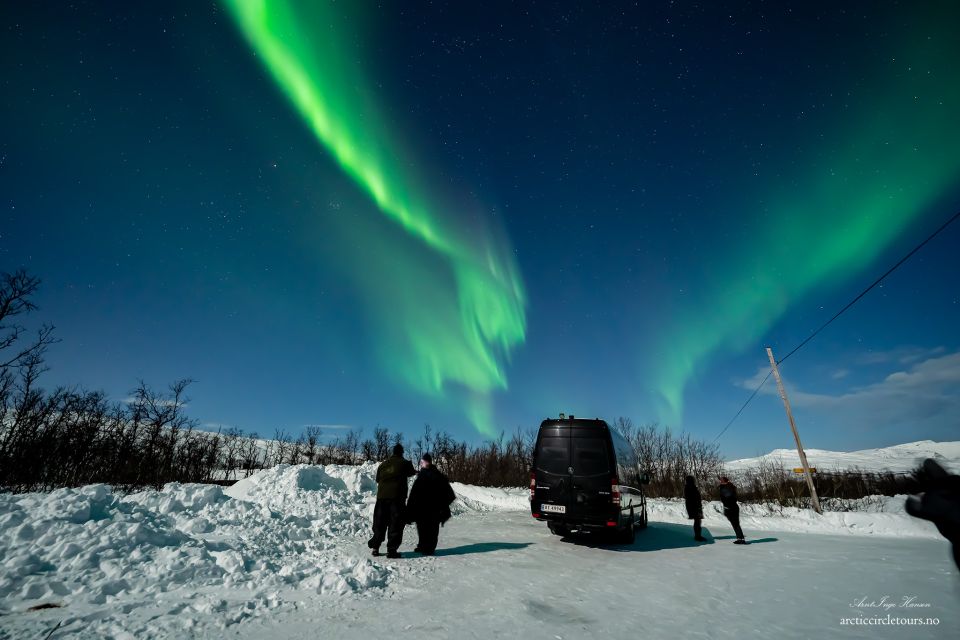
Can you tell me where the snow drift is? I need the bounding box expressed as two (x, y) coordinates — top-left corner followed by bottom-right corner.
(0, 463), (532, 618)
(0, 472), (386, 614)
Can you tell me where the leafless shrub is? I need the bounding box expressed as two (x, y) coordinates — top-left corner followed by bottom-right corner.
(727, 461), (922, 510)
(613, 418), (724, 498)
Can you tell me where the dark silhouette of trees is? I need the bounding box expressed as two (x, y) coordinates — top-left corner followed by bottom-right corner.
(0, 269), (926, 504)
(613, 417), (725, 497)
(0, 271), (217, 491)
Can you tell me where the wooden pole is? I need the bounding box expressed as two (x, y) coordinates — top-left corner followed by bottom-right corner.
(766, 347), (822, 514)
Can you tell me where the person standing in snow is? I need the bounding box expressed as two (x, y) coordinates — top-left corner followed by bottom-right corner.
(718, 476), (747, 544)
(906, 458), (960, 571)
(684, 475), (707, 542)
(405, 453), (456, 556)
(368, 444), (417, 559)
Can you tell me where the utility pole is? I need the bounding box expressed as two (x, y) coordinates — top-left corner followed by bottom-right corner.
(766, 347), (822, 514)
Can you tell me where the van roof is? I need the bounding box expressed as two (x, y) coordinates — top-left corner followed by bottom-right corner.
(539, 417), (608, 429)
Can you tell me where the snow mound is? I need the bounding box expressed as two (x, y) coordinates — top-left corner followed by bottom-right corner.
(227, 462), (376, 501)
(0, 463), (538, 622)
(0, 465), (398, 626)
(0, 484), (217, 608)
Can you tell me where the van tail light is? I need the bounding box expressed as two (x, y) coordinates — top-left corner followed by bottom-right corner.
(611, 476), (621, 506)
(529, 472), (536, 502)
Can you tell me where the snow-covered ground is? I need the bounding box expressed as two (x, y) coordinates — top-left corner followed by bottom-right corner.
(725, 440), (960, 474)
(1, 464), (957, 639)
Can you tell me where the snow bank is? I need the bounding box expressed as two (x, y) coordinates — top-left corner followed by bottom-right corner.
(0, 465), (393, 622)
(0, 464), (539, 619)
(450, 483), (528, 514)
(646, 495), (942, 539)
(455, 485), (940, 539)
(455, 483), (940, 539)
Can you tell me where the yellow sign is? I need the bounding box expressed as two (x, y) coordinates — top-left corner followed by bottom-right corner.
(793, 467), (816, 474)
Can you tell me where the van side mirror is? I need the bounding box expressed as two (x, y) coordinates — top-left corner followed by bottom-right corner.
(640, 472), (651, 485)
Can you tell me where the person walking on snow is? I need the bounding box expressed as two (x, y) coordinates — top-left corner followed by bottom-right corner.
(684, 475), (707, 542)
(368, 444), (417, 558)
(406, 453), (456, 556)
(718, 476), (747, 544)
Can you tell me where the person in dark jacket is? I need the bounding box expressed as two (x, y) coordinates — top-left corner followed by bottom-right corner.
(718, 476), (747, 544)
(368, 444), (417, 558)
(684, 475), (707, 541)
(906, 458), (960, 571)
(405, 453), (456, 556)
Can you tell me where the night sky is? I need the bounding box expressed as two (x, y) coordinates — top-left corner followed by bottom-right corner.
(2, 1), (958, 458)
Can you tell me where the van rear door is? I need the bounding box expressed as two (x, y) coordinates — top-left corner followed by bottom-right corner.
(568, 428), (615, 520)
(533, 426), (572, 514)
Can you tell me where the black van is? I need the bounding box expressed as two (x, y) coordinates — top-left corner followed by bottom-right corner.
(530, 415), (648, 542)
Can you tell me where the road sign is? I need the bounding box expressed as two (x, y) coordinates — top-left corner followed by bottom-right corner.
(793, 467), (816, 474)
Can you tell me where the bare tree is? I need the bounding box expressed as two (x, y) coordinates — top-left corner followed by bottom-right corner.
(0, 270), (58, 374)
(613, 418), (722, 498)
(343, 429), (360, 464)
(241, 432), (264, 477)
(221, 427), (242, 481)
(273, 428), (291, 466)
(373, 427), (390, 460)
(288, 433), (305, 465)
(360, 435), (376, 462)
(304, 426), (321, 464)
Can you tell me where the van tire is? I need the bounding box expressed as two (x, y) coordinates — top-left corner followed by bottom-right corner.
(548, 523), (570, 537)
(618, 520), (635, 544)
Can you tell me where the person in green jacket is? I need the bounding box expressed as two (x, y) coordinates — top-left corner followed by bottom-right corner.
(367, 444), (417, 558)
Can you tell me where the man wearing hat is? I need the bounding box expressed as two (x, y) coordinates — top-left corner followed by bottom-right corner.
(368, 444), (417, 558)
(405, 453), (456, 556)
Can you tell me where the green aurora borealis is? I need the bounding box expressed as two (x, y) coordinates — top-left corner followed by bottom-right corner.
(649, 21), (960, 423)
(223, 0), (526, 434)
(3, 0), (960, 452)
(221, 1), (959, 433)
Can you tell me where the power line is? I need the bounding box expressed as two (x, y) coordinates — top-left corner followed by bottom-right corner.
(712, 207), (960, 442)
(712, 370), (772, 443)
(776, 208), (960, 366)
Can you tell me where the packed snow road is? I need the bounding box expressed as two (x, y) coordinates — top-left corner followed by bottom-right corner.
(234, 512), (958, 640)
(1, 464), (956, 639)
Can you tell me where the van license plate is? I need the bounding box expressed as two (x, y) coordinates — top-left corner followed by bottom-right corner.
(541, 504), (566, 513)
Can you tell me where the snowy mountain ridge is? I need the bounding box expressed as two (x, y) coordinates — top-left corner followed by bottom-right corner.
(725, 439), (960, 473)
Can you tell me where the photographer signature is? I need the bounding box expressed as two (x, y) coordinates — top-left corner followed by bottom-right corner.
(850, 596), (932, 611)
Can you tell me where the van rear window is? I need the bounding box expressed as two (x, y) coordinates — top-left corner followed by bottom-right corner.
(572, 438), (609, 476)
(535, 436), (568, 474)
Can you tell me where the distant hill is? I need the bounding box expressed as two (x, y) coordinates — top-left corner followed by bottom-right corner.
(725, 440), (960, 474)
